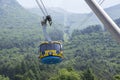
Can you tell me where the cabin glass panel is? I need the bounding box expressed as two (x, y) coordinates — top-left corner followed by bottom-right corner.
(40, 43), (61, 54)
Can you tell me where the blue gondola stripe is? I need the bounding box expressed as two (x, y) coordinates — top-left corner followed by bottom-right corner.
(41, 56), (62, 64)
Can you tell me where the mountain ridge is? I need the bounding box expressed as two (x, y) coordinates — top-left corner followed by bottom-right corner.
(28, 3), (120, 30)
(0, 0), (40, 28)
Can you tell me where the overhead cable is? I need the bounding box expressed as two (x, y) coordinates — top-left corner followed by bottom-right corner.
(35, 0), (46, 16)
(39, 0), (48, 15)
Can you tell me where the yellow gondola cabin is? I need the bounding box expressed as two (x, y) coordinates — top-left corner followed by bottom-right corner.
(38, 41), (63, 64)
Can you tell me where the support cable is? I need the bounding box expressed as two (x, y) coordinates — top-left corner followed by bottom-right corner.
(39, 0), (49, 15)
(35, 0), (46, 16)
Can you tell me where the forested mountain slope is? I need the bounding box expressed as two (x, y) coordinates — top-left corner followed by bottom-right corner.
(63, 25), (120, 80)
(0, 0), (120, 80)
(0, 0), (44, 50)
(0, 0), (40, 28)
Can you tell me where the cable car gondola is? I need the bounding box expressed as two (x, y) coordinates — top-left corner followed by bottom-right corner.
(38, 41), (63, 64)
(35, 0), (64, 64)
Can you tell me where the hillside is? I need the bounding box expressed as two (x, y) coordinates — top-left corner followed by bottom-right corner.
(0, 20), (120, 80)
(0, 0), (44, 49)
(105, 4), (120, 19)
(0, 0), (120, 80)
(0, 0), (40, 28)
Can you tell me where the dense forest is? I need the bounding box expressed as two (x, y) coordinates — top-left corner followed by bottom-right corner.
(0, 0), (120, 80)
(0, 24), (120, 80)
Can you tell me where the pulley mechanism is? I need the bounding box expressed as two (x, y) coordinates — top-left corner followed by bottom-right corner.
(41, 15), (52, 26)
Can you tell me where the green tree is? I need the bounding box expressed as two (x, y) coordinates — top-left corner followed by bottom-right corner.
(82, 68), (97, 80)
(113, 74), (120, 80)
(0, 75), (9, 80)
(49, 68), (81, 80)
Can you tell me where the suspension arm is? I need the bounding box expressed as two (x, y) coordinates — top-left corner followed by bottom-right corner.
(85, 0), (120, 43)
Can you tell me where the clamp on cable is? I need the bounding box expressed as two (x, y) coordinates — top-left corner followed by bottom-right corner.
(41, 15), (52, 26)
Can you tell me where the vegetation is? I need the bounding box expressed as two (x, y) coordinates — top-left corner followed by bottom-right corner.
(0, 23), (120, 80)
(49, 68), (81, 80)
(0, 0), (120, 80)
(0, 75), (9, 80)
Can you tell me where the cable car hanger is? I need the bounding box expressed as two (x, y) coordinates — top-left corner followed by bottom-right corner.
(35, 0), (64, 64)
